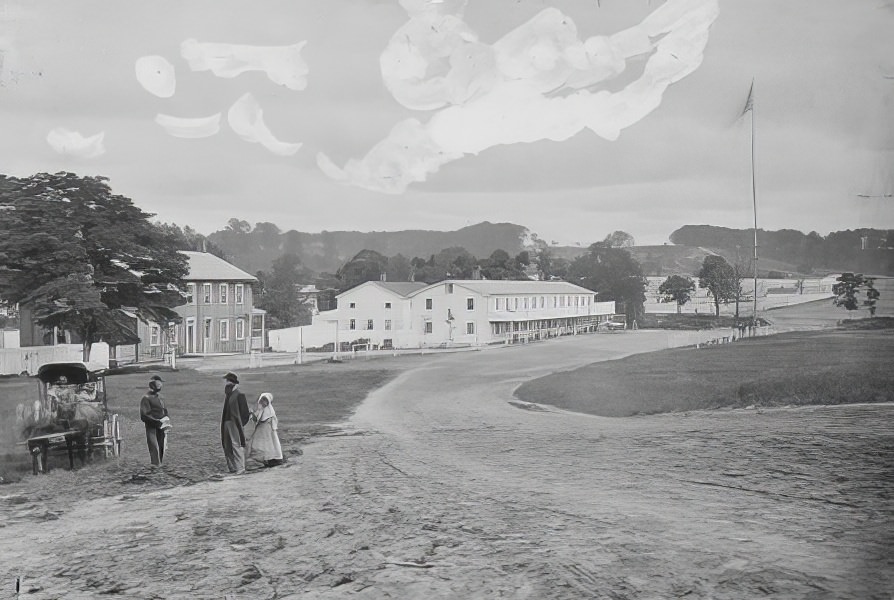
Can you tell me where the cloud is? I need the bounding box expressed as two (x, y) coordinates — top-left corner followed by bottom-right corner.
(320, 0), (719, 193)
(135, 55), (176, 98)
(155, 113), (221, 139)
(317, 118), (461, 191)
(180, 38), (309, 91)
(46, 127), (105, 158)
(227, 92), (302, 156)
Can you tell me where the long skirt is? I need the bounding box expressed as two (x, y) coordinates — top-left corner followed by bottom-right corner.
(247, 419), (283, 464)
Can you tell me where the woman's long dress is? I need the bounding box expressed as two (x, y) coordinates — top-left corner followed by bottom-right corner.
(247, 415), (283, 463)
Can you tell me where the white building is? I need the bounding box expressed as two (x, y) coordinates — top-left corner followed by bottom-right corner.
(643, 275), (837, 315)
(269, 279), (616, 352)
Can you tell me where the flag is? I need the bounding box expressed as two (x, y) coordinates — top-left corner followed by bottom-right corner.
(740, 80), (754, 117)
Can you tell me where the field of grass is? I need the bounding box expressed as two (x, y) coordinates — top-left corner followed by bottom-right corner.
(0, 360), (402, 484)
(515, 329), (894, 417)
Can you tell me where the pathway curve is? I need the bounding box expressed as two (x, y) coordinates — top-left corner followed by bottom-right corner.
(2, 331), (891, 599)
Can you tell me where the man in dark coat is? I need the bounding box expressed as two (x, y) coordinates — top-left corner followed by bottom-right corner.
(220, 372), (250, 474)
(140, 375), (169, 466)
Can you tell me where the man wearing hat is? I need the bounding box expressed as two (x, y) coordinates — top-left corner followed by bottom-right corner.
(220, 372), (250, 474)
(139, 375), (169, 466)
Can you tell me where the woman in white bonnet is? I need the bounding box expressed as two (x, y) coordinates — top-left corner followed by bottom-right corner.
(247, 392), (283, 467)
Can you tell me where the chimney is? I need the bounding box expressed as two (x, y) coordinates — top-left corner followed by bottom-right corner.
(380, 272), (387, 282)
(472, 266), (482, 280)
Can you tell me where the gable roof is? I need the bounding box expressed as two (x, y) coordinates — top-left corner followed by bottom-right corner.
(180, 251), (257, 282)
(410, 279), (595, 297)
(336, 280), (426, 298)
(378, 281), (428, 296)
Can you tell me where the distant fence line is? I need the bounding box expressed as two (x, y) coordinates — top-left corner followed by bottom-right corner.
(663, 325), (775, 350)
(0, 343), (110, 376)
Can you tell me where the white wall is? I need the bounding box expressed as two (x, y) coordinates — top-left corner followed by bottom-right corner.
(269, 322), (338, 352)
(0, 330), (19, 349)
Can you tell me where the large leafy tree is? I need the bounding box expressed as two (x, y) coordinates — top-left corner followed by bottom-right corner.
(0, 172), (188, 359)
(832, 272), (880, 316)
(697, 255), (737, 316)
(567, 243), (647, 324)
(255, 254), (314, 329)
(479, 249), (528, 280)
(658, 275), (695, 313)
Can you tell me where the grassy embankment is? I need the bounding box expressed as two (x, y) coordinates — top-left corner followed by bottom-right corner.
(0, 361), (402, 484)
(515, 326), (894, 417)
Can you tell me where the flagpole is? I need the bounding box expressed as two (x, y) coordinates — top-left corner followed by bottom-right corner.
(749, 79), (758, 325)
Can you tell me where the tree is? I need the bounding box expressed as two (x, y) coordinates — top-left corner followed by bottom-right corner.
(529, 235), (554, 280)
(697, 255), (737, 317)
(658, 275), (695, 313)
(156, 222), (227, 259)
(728, 246), (752, 320)
(603, 230), (635, 248)
(255, 254), (314, 329)
(0, 172), (188, 360)
(385, 253), (412, 282)
(479, 249), (528, 280)
(832, 272), (880, 316)
(431, 247), (477, 279)
(567, 243), (647, 324)
(335, 249), (389, 291)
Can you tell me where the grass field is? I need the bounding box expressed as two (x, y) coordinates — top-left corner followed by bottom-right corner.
(0, 360), (403, 484)
(515, 329), (894, 417)
(2, 325), (892, 488)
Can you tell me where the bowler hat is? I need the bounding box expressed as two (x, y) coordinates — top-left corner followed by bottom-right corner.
(150, 375), (164, 382)
(223, 372), (239, 384)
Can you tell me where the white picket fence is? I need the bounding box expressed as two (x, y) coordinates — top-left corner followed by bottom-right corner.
(0, 342), (110, 376)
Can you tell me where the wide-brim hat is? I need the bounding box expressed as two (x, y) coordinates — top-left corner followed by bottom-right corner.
(223, 372), (239, 384)
(150, 375), (164, 382)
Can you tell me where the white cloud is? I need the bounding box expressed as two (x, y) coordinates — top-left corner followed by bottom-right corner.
(322, 0), (719, 193)
(180, 38), (309, 91)
(227, 93), (302, 156)
(154, 113), (221, 138)
(135, 55), (176, 98)
(46, 127), (105, 158)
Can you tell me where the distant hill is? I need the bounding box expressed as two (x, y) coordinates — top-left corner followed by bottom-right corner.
(208, 221), (529, 275)
(670, 225), (893, 276)
(549, 244), (801, 277)
(207, 220), (893, 279)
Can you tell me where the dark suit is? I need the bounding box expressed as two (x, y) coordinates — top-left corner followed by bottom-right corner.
(140, 391), (168, 466)
(220, 385), (250, 473)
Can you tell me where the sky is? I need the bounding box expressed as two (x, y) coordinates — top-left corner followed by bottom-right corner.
(1, 0), (892, 247)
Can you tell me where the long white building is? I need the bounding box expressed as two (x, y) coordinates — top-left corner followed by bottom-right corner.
(269, 279), (616, 352)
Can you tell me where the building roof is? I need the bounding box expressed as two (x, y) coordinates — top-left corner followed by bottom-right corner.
(337, 280), (427, 298)
(180, 251), (257, 282)
(411, 279), (595, 297)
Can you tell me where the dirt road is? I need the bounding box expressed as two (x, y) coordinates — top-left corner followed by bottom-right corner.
(2, 331), (892, 599)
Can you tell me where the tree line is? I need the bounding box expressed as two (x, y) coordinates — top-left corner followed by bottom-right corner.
(2, 172), (879, 354)
(670, 225), (894, 276)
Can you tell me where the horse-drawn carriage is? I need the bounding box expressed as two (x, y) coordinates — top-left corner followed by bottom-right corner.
(16, 362), (122, 474)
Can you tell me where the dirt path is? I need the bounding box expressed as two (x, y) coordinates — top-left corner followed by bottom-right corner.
(2, 331), (892, 599)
